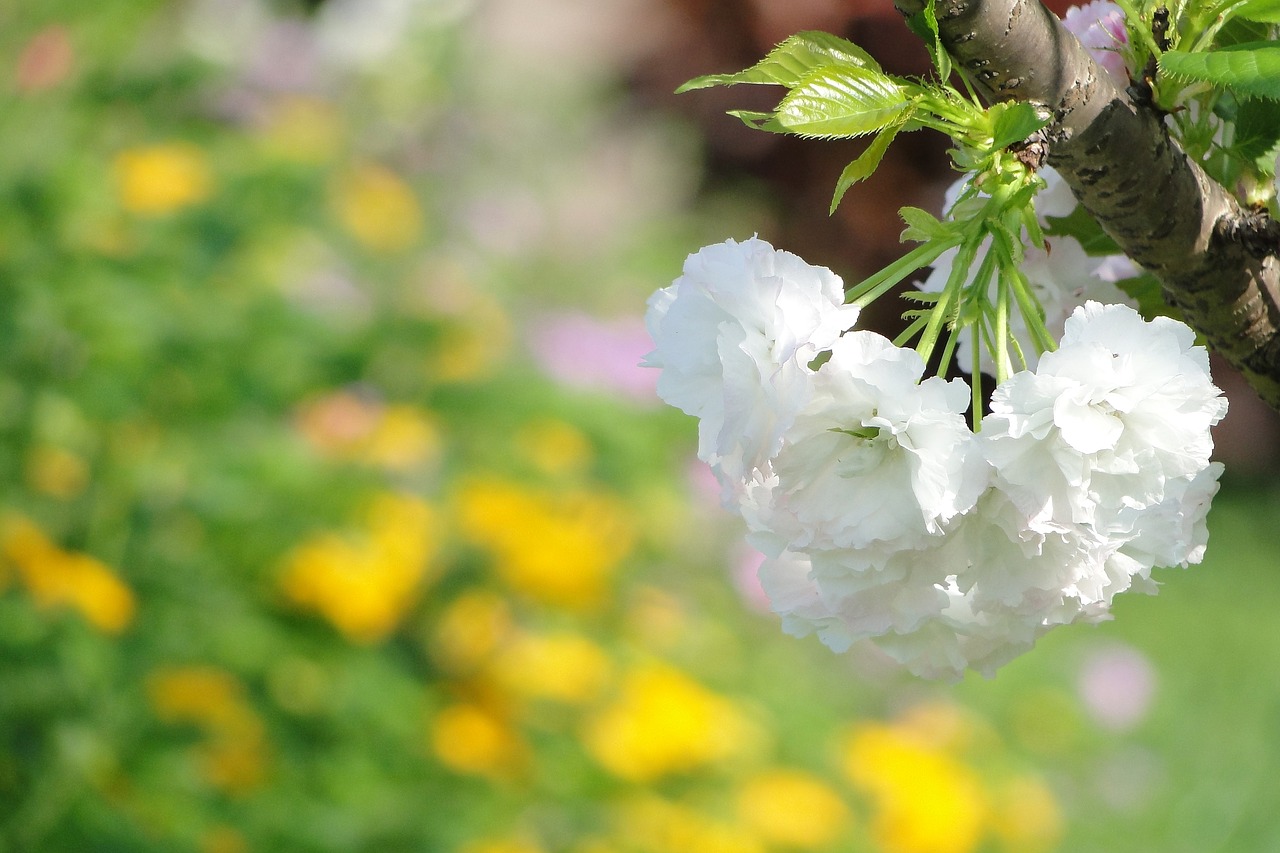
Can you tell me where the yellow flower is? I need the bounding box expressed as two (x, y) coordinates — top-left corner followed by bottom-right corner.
(457, 837), (544, 853)
(331, 163), (423, 252)
(489, 630), (612, 705)
(613, 795), (764, 853)
(515, 419), (593, 477)
(842, 719), (987, 853)
(429, 590), (513, 673)
(25, 445), (89, 499)
(736, 769), (849, 849)
(279, 493), (439, 642)
(583, 662), (755, 782)
(200, 826), (249, 853)
(429, 702), (527, 780)
(989, 776), (1063, 853)
(0, 515), (135, 633)
(147, 667), (268, 795)
(455, 477), (634, 610)
(258, 96), (343, 163)
(361, 405), (442, 471)
(429, 295), (512, 383)
(114, 142), (212, 215)
(148, 667), (253, 729)
(295, 393), (442, 472)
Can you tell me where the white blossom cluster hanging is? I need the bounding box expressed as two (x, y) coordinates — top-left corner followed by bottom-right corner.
(643, 233), (1226, 679)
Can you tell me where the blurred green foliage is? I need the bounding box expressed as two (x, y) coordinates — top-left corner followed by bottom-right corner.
(2, 2), (1279, 852)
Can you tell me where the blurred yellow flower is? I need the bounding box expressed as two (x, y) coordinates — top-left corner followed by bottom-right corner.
(114, 142), (212, 215)
(613, 795), (764, 853)
(200, 826), (249, 853)
(363, 405), (442, 470)
(842, 718), (987, 853)
(259, 96), (343, 163)
(622, 587), (688, 653)
(429, 589), (513, 673)
(331, 162), (423, 252)
(280, 492), (439, 642)
(147, 667), (268, 795)
(736, 769), (849, 849)
(455, 477), (634, 610)
(429, 296), (512, 383)
(296, 393), (442, 472)
(490, 630), (612, 705)
(457, 836), (544, 853)
(989, 776), (1063, 853)
(430, 702), (527, 780)
(149, 667), (246, 727)
(0, 514), (135, 633)
(25, 445), (89, 499)
(515, 419), (593, 477)
(583, 662), (756, 782)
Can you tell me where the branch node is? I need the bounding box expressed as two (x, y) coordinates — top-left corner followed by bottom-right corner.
(1216, 209), (1280, 261)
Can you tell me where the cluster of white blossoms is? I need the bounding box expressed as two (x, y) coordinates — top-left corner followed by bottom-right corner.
(644, 236), (1227, 679)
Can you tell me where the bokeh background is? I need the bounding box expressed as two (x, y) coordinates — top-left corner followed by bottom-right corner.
(4, 1), (1280, 851)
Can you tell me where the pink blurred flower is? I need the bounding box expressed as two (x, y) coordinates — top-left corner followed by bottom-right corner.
(1063, 1), (1129, 82)
(1077, 643), (1156, 731)
(732, 546), (772, 613)
(528, 312), (657, 401)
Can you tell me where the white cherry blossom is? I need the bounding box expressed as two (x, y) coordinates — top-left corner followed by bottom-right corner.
(740, 330), (987, 561)
(643, 237), (859, 493)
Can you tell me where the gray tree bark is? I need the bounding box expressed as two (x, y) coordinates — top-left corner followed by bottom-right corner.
(894, 0), (1280, 409)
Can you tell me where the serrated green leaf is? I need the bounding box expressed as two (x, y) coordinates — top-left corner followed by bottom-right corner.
(1232, 97), (1280, 173)
(1159, 42), (1280, 101)
(676, 31), (881, 93)
(989, 102), (1050, 150)
(1230, 0), (1280, 24)
(830, 121), (907, 214)
(775, 67), (913, 139)
(726, 110), (787, 132)
(898, 206), (951, 242)
(900, 290), (942, 303)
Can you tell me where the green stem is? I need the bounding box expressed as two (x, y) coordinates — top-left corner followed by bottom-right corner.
(848, 239), (957, 308)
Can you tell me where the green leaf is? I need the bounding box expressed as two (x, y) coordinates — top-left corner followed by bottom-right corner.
(1232, 97), (1280, 173)
(1116, 271), (1181, 321)
(776, 67), (914, 139)
(1158, 42), (1280, 100)
(1229, 0), (1280, 24)
(1043, 206), (1123, 255)
(988, 102), (1050, 150)
(830, 121), (907, 214)
(898, 206), (951, 242)
(829, 426), (881, 440)
(725, 110), (787, 132)
(905, 0), (952, 81)
(676, 31), (881, 93)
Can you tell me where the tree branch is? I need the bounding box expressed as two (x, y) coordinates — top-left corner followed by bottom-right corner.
(894, 0), (1280, 410)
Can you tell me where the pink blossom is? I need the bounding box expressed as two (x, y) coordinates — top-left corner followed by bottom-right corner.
(528, 311), (658, 401)
(1078, 644), (1157, 731)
